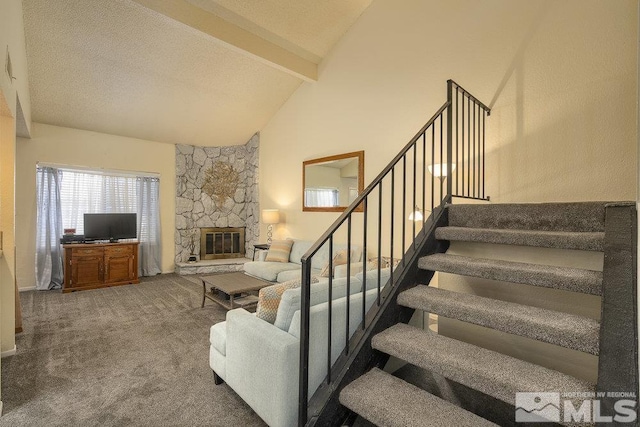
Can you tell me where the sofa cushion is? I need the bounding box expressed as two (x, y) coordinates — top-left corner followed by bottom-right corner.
(320, 249), (350, 277)
(265, 239), (294, 263)
(287, 288), (380, 396)
(334, 261), (375, 279)
(256, 277), (319, 324)
(356, 267), (392, 291)
(288, 240), (313, 265)
(311, 242), (363, 271)
(273, 275), (363, 331)
(210, 322), (227, 356)
(275, 268), (300, 283)
(276, 270), (302, 283)
(276, 267), (322, 283)
(243, 261), (299, 282)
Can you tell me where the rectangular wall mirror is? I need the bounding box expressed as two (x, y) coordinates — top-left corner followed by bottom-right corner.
(303, 150), (364, 212)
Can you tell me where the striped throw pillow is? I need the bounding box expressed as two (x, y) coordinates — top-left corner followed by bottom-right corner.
(264, 239), (294, 263)
(320, 249), (351, 277)
(256, 276), (319, 324)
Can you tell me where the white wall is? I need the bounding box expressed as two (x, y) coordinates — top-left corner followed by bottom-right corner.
(0, 109), (14, 411)
(260, 0), (637, 243)
(0, 0), (32, 407)
(0, 0), (31, 136)
(16, 123), (176, 289)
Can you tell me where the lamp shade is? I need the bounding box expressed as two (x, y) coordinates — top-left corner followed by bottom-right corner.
(262, 209), (280, 224)
(427, 163), (456, 178)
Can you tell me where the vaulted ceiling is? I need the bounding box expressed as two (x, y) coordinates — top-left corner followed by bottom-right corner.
(22, 0), (371, 146)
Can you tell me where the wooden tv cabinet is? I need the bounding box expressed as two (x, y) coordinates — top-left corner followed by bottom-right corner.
(62, 242), (139, 293)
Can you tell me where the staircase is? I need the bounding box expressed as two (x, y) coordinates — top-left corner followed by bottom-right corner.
(297, 81), (637, 426)
(339, 201), (639, 426)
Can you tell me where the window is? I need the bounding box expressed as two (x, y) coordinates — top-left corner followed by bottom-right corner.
(304, 188), (339, 208)
(36, 166), (162, 280)
(57, 169), (159, 245)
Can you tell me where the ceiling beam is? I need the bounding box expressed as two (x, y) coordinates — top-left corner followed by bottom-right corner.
(131, 0), (317, 82)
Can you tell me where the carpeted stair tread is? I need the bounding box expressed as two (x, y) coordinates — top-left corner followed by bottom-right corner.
(447, 202), (606, 232)
(398, 286), (600, 355)
(339, 368), (498, 427)
(418, 253), (602, 295)
(373, 323), (594, 405)
(435, 226), (604, 251)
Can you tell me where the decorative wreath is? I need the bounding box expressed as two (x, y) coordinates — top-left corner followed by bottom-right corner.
(202, 161), (240, 209)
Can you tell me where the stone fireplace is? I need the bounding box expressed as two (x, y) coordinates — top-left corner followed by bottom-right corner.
(174, 134), (259, 275)
(200, 227), (245, 260)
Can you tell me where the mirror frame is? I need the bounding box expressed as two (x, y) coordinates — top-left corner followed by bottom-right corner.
(302, 150), (365, 212)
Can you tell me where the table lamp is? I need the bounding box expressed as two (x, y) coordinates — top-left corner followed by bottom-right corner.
(261, 209), (280, 244)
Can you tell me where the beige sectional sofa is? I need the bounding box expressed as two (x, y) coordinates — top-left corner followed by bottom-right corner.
(209, 267), (390, 427)
(243, 239), (366, 283)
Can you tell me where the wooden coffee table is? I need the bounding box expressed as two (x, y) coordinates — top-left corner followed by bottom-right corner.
(200, 272), (270, 310)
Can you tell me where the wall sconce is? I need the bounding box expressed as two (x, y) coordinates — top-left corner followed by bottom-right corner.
(428, 163), (456, 180)
(261, 209), (280, 244)
(408, 205), (424, 221)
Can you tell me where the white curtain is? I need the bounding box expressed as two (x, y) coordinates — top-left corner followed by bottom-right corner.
(35, 167), (64, 290)
(304, 188), (339, 207)
(137, 177), (161, 276)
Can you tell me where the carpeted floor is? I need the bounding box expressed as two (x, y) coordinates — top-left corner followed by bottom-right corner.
(0, 274), (266, 427)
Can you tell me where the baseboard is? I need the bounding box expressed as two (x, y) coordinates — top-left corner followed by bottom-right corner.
(19, 286), (36, 292)
(0, 400), (3, 416)
(1, 345), (16, 358)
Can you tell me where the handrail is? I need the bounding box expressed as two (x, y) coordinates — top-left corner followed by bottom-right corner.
(449, 79), (491, 114)
(298, 80), (491, 426)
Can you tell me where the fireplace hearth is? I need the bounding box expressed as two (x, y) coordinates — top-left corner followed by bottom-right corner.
(200, 227), (245, 260)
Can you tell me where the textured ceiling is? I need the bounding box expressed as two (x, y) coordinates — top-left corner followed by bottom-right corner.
(189, 0), (373, 59)
(22, 0), (371, 146)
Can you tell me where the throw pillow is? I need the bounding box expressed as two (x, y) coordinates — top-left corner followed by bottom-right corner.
(320, 249), (351, 277)
(256, 276), (319, 324)
(265, 239), (294, 263)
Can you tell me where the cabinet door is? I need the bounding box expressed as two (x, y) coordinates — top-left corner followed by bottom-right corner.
(70, 256), (103, 287)
(104, 245), (135, 283)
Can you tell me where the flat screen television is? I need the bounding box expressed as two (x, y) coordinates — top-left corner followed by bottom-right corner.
(84, 213), (137, 242)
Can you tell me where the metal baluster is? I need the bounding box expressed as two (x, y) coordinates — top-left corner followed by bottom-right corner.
(439, 113), (443, 204)
(431, 126), (435, 212)
(299, 259), (312, 426)
(412, 145), (416, 241)
(422, 132), (426, 225)
(477, 104), (481, 199)
(447, 81), (453, 199)
(456, 87), (459, 196)
(473, 100), (476, 198)
(377, 183), (382, 306)
(483, 111), (486, 199)
(467, 95), (471, 197)
(401, 155), (406, 267)
(390, 168), (394, 286)
(461, 91), (465, 196)
(345, 215), (351, 355)
(362, 196), (367, 330)
(326, 236), (333, 384)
